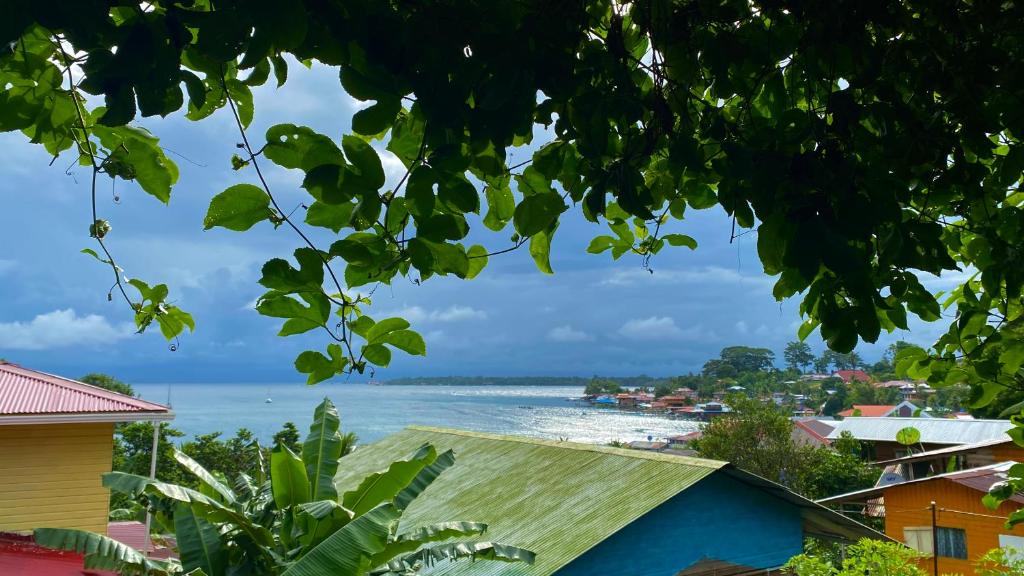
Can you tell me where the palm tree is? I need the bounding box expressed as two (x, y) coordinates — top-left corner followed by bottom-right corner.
(35, 398), (533, 575)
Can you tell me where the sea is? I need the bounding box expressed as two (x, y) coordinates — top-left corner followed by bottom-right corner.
(133, 382), (701, 446)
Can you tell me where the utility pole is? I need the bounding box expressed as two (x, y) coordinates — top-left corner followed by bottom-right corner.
(930, 501), (939, 576)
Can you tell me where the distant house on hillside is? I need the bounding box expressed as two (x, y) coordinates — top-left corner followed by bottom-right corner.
(875, 380), (933, 401)
(792, 419), (835, 447)
(837, 400), (927, 419)
(0, 362), (173, 574)
(833, 369), (871, 383)
(821, 463), (1024, 576)
(826, 417), (1014, 461)
(335, 427), (886, 576)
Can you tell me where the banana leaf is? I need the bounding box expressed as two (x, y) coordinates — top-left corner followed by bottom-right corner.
(302, 397), (343, 501)
(282, 503), (400, 576)
(342, 444), (436, 516)
(34, 528), (181, 575)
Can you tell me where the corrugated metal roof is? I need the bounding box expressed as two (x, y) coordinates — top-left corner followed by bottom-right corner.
(826, 417), (1014, 445)
(874, 437), (1015, 465)
(334, 426), (883, 575)
(818, 462), (1024, 505)
(0, 362), (169, 416)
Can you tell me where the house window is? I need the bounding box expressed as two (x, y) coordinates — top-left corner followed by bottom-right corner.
(936, 527), (968, 559)
(904, 527), (933, 555)
(999, 535), (1024, 561)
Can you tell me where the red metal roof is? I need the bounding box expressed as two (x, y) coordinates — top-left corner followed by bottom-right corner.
(837, 405), (896, 418)
(834, 369), (871, 383)
(0, 362), (169, 417)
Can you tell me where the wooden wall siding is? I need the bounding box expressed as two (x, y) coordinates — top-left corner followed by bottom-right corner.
(0, 423), (114, 534)
(554, 473), (804, 576)
(991, 444), (1024, 463)
(884, 478), (1024, 576)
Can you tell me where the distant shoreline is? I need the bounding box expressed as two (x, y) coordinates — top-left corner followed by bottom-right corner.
(382, 376), (664, 387)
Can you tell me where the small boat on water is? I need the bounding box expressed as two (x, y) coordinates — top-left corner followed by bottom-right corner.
(265, 388), (273, 403)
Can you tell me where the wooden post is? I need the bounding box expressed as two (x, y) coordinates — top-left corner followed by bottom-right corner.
(930, 501), (938, 576)
(143, 422), (160, 553)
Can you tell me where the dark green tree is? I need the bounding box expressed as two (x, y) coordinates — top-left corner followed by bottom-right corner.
(783, 342), (815, 373)
(271, 422), (302, 454)
(80, 373), (135, 396)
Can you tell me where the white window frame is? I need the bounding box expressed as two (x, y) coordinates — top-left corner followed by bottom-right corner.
(904, 526), (934, 556)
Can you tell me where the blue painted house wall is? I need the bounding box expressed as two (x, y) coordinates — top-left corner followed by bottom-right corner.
(554, 472), (804, 576)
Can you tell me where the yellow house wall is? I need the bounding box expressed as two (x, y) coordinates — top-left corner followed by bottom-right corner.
(884, 478), (1024, 576)
(0, 423), (114, 534)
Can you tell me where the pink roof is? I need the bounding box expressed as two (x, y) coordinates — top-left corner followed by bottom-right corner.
(0, 362), (170, 417)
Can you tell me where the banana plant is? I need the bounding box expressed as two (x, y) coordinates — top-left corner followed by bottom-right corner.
(36, 398), (534, 575)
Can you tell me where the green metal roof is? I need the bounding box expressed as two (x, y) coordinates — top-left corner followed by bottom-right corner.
(333, 427), (886, 575)
(333, 427), (723, 575)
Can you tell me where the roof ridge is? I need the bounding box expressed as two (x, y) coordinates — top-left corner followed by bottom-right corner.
(405, 425), (725, 469)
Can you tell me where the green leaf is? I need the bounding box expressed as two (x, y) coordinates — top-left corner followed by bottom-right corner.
(204, 184), (273, 231)
(466, 245), (488, 279)
(529, 223), (557, 274)
(92, 125), (179, 203)
(305, 200), (354, 233)
(513, 193), (566, 237)
(394, 449), (454, 511)
(405, 165), (436, 217)
(342, 135), (385, 190)
(362, 343), (392, 366)
(366, 317), (411, 343)
(294, 345), (346, 385)
(271, 442), (310, 508)
(282, 503), (400, 576)
(174, 502), (226, 576)
(438, 175), (480, 214)
(264, 124), (344, 171)
(172, 450), (237, 504)
(663, 233), (698, 249)
(370, 521), (487, 567)
(352, 97), (401, 136)
(383, 329), (427, 356)
(895, 427), (921, 446)
(341, 444), (437, 516)
(302, 398), (343, 501)
(483, 182), (515, 231)
(34, 528), (178, 576)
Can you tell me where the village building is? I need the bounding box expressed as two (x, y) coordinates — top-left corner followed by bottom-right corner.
(0, 362), (174, 574)
(873, 437), (1024, 482)
(820, 463), (1024, 576)
(833, 369), (871, 383)
(836, 400), (928, 419)
(675, 387), (698, 400)
(876, 380), (934, 402)
(792, 418), (835, 447)
(825, 417), (1015, 462)
(335, 426), (886, 576)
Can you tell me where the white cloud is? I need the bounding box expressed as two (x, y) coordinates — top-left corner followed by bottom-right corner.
(735, 320), (749, 334)
(384, 305), (488, 324)
(547, 325), (594, 343)
(618, 316), (685, 340)
(0, 308), (134, 350)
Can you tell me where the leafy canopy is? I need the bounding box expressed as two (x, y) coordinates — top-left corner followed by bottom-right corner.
(2, 1), (1023, 406)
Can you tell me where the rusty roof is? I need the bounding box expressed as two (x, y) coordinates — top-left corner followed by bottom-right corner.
(0, 362), (171, 420)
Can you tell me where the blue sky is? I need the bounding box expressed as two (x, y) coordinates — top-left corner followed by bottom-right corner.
(0, 62), (956, 383)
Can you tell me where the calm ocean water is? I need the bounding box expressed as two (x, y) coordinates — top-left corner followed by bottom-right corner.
(133, 383), (700, 446)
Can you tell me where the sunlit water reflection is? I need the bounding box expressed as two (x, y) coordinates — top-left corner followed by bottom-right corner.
(134, 383), (701, 445)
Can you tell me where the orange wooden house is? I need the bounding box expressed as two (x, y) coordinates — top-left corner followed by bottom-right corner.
(821, 462), (1024, 575)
